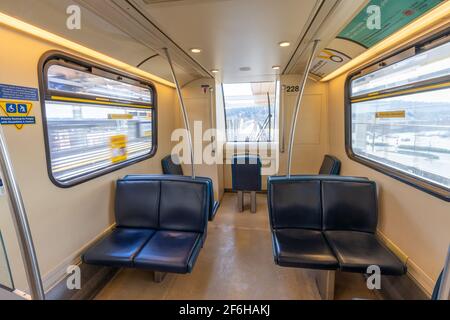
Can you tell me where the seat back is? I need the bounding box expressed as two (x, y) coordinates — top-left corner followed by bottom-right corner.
(159, 179), (208, 233)
(319, 155), (341, 175)
(322, 179), (378, 233)
(125, 175), (215, 221)
(119, 176), (209, 233)
(161, 155), (184, 175)
(267, 176), (377, 233)
(268, 176), (322, 230)
(115, 180), (160, 229)
(231, 155), (262, 191)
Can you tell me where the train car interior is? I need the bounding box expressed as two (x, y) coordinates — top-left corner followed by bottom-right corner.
(0, 0), (449, 303)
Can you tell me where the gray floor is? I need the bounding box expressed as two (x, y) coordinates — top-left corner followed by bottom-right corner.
(96, 193), (379, 300)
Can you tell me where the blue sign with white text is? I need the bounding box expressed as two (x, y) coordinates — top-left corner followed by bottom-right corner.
(0, 117), (36, 125)
(0, 84), (39, 101)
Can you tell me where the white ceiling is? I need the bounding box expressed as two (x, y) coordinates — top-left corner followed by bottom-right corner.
(135, 0), (321, 83)
(0, 0), (196, 84)
(0, 0), (366, 85)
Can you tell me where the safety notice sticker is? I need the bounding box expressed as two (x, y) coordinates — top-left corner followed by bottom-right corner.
(0, 84), (38, 129)
(0, 101), (36, 129)
(0, 84), (39, 101)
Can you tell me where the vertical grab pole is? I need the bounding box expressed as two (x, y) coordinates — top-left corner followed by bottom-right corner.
(0, 126), (45, 300)
(279, 85), (286, 153)
(163, 48), (196, 178)
(287, 40), (320, 177)
(209, 87), (216, 155)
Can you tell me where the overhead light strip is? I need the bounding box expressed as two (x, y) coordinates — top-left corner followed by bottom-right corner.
(0, 11), (176, 88)
(321, 1), (450, 82)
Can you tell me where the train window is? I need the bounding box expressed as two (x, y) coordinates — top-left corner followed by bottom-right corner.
(223, 82), (277, 142)
(347, 34), (450, 201)
(40, 54), (156, 187)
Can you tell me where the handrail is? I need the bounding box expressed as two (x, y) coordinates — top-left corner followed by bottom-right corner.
(287, 40), (320, 177)
(0, 126), (45, 300)
(209, 87), (216, 155)
(279, 85), (286, 153)
(163, 48), (196, 178)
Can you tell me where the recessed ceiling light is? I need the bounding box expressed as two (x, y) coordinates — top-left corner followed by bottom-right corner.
(190, 48), (202, 53)
(279, 41), (291, 47)
(211, 69), (219, 73)
(272, 65), (281, 70)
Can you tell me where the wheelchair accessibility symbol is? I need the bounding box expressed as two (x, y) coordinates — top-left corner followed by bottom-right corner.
(6, 103), (17, 113)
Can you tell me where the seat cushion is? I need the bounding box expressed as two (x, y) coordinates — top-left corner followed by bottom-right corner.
(325, 231), (406, 275)
(83, 228), (155, 268)
(272, 229), (338, 270)
(134, 231), (203, 274)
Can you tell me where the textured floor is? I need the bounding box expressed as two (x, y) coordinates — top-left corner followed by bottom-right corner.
(95, 193), (379, 300)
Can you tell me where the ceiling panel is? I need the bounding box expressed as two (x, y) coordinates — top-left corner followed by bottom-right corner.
(0, 0), (194, 85)
(134, 0), (320, 83)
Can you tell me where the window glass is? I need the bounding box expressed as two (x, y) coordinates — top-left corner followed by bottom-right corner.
(348, 37), (450, 199)
(47, 65), (152, 104)
(351, 88), (450, 189)
(42, 57), (155, 187)
(223, 82), (276, 142)
(351, 41), (450, 97)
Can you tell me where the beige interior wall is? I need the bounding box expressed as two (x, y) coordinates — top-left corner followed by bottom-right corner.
(328, 73), (450, 295)
(0, 25), (177, 292)
(277, 75), (330, 176)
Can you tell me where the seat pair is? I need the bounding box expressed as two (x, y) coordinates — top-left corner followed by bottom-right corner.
(268, 176), (406, 276)
(83, 176), (210, 274)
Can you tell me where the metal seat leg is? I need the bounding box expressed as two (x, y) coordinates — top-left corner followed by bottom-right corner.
(237, 191), (244, 212)
(250, 191), (257, 213)
(154, 272), (167, 283)
(315, 270), (335, 300)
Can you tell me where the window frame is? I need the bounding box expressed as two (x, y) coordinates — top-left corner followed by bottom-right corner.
(38, 51), (158, 188)
(345, 30), (450, 202)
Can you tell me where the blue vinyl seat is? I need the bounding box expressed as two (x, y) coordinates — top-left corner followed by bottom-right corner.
(231, 155), (262, 213)
(161, 154), (184, 175)
(268, 176), (406, 276)
(83, 176), (210, 276)
(319, 155), (341, 175)
(159, 155), (219, 220)
(125, 175), (220, 221)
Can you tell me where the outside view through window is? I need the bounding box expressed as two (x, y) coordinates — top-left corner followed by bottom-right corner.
(350, 41), (450, 189)
(352, 89), (450, 188)
(223, 82), (277, 142)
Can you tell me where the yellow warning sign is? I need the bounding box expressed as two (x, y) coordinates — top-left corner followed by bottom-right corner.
(110, 134), (128, 163)
(375, 111), (406, 119)
(0, 100), (35, 130)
